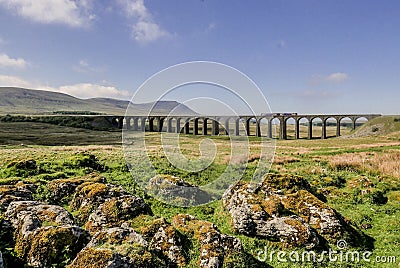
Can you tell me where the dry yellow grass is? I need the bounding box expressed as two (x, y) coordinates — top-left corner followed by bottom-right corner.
(327, 151), (400, 178)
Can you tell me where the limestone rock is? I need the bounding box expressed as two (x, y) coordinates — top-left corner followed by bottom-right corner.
(47, 173), (106, 204)
(5, 201), (74, 229)
(150, 224), (186, 267)
(148, 174), (212, 206)
(70, 181), (128, 223)
(67, 247), (133, 268)
(223, 173), (359, 247)
(0, 182), (34, 212)
(70, 227), (155, 268)
(4, 201), (89, 268)
(223, 179), (319, 248)
(172, 214), (244, 268)
(85, 195), (151, 234)
(19, 225), (90, 268)
(87, 226), (148, 248)
(281, 190), (348, 241)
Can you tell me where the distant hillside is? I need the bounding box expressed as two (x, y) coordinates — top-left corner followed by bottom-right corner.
(349, 116), (400, 137)
(0, 87), (197, 115)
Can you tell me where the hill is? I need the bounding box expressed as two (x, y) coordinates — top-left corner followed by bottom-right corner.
(349, 115), (400, 137)
(0, 87), (197, 115)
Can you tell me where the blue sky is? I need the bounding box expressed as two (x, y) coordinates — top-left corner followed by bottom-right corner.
(0, 0), (399, 114)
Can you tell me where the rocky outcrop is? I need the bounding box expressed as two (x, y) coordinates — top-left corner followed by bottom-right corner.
(148, 221), (186, 267)
(69, 226), (154, 268)
(223, 173), (358, 247)
(0, 182), (34, 212)
(85, 195), (151, 234)
(67, 247), (134, 268)
(70, 181), (129, 223)
(148, 174), (212, 206)
(281, 190), (346, 240)
(4, 201), (89, 268)
(47, 173), (106, 204)
(172, 214), (244, 268)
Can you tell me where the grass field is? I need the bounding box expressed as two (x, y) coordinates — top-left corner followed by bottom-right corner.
(0, 119), (399, 267)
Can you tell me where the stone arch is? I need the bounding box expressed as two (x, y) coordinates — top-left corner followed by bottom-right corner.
(338, 117), (352, 136)
(270, 117), (281, 139)
(354, 116), (369, 130)
(259, 117), (270, 137)
(111, 117), (119, 129)
(297, 117), (309, 139)
(236, 117), (247, 136)
(310, 117), (323, 139)
(246, 117), (258, 136)
(284, 117), (296, 139)
(176, 118), (184, 133)
(166, 117), (176, 132)
(223, 117), (235, 135)
(323, 116), (338, 138)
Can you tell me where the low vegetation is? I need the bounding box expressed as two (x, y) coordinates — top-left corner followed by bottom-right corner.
(0, 118), (399, 267)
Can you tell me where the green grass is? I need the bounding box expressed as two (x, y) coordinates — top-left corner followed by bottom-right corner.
(0, 121), (400, 267)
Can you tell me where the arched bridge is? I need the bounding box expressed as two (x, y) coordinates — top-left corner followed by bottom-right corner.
(106, 113), (381, 140)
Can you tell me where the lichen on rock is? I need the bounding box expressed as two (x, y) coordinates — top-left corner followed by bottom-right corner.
(85, 195), (151, 234)
(47, 173), (106, 204)
(4, 200), (89, 268)
(70, 181), (128, 223)
(222, 173), (359, 247)
(0, 182), (34, 212)
(148, 174), (213, 206)
(172, 214), (244, 268)
(69, 226), (155, 268)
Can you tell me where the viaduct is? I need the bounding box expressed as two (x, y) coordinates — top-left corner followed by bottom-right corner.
(106, 113), (381, 140)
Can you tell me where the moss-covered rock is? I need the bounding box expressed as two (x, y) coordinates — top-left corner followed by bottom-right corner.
(148, 174), (212, 207)
(150, 224), (186, 267)
(4, 201), (89, 267)
(172, 214), (244, 268)
(282, 189), (360, 242)
(18, 225), (89, 268)
(0, 182), (34, 212)
(5, 159), (38, 177)
(47, 173), (106, 204)
(70, 181), (128, 223)
(223, 173), (362, 247)
(69, 227), (159, 268)
(222, 176), (319, 248)
(85, 195), (151, 234)
(259, 173), (312, 194)
(67, 248), (133, 268)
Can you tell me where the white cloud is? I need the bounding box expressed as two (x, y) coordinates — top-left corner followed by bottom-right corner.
(132, 20), (168, 43)
(58, 83), (130, 99)
(117, 0), (170, 43)
(0, 74), (31, 87)
(0, 0), (95, 27)
(73, 59), (105, 73)
(325, 72), (349, 83)
(0, 53), (28, 68)
(0, 74), (129, 99)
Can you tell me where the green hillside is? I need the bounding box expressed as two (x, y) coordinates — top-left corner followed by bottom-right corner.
(351, 115), (400, 137)
(0, 87), (196, 115)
